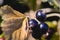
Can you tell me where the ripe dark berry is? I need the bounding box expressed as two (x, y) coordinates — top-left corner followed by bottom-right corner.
(32, 25), (42, 39)
(36, 10), (46, 22)
(28, 19), (38, 28)
(40, 23), (48, 34)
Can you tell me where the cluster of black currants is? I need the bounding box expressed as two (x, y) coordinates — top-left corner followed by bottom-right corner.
(28, 10), (49, 40)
